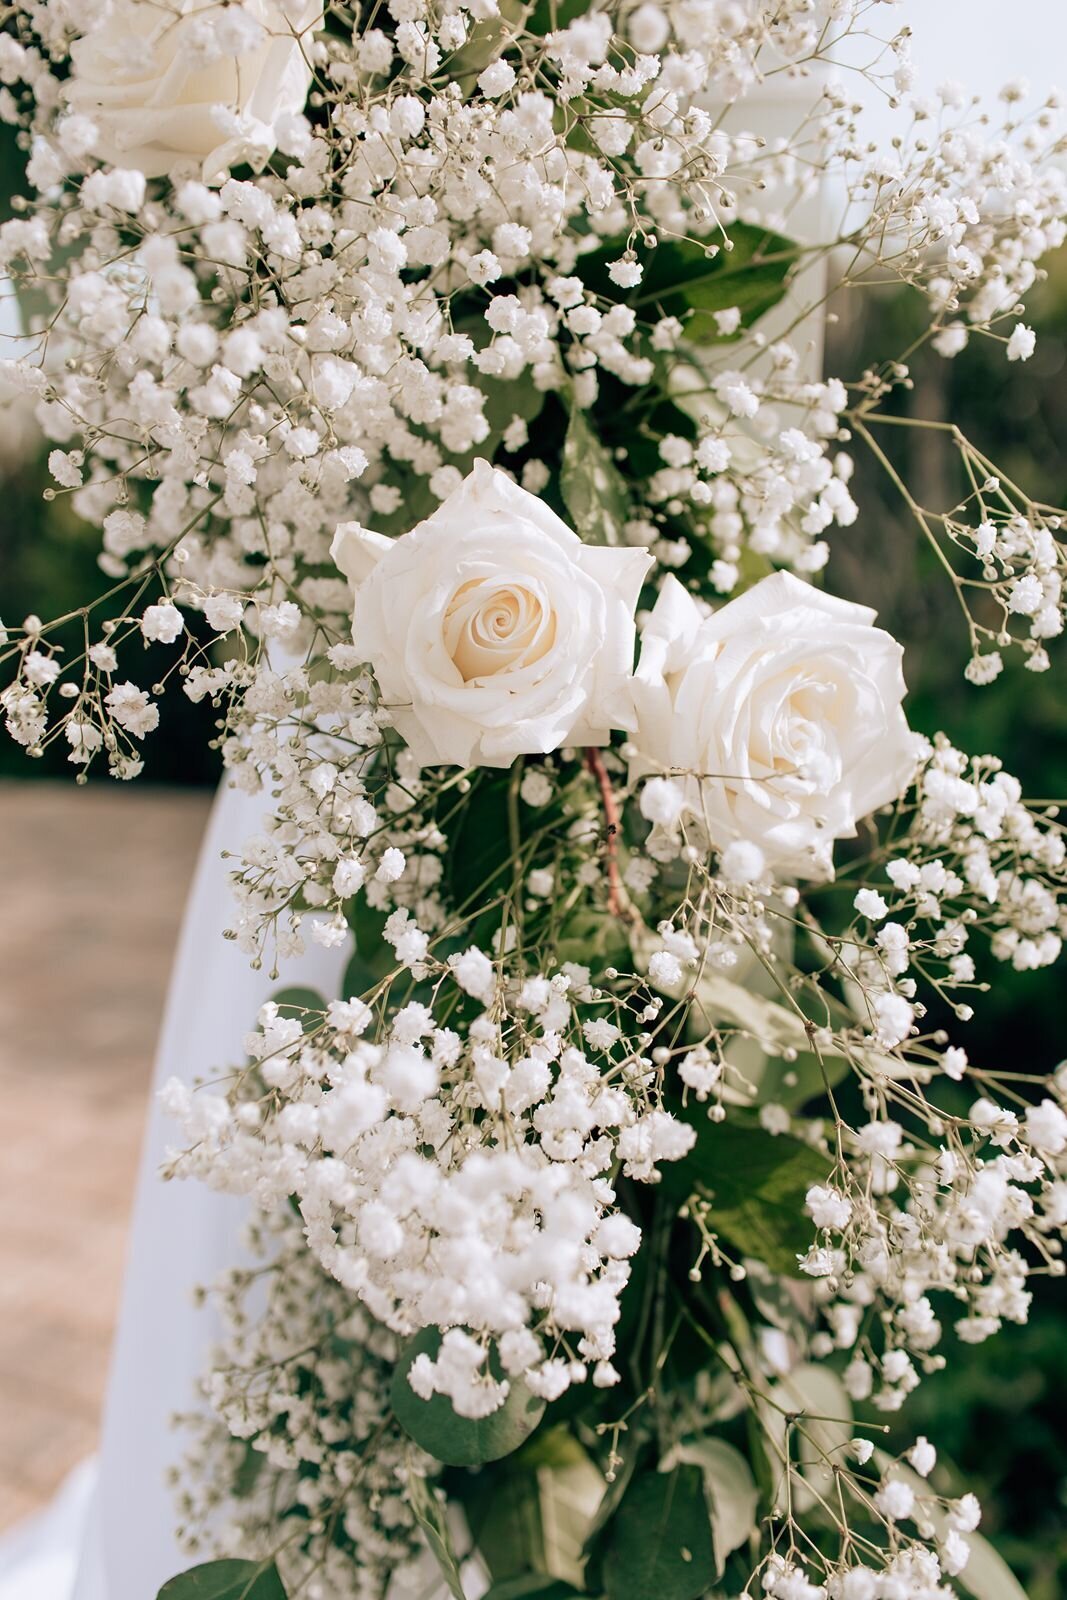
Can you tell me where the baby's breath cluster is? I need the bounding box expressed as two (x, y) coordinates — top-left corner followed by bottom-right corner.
(172, 1208), (433, 1598)
(164, 949), (697, 1414)
(2, 0), (1067, 778)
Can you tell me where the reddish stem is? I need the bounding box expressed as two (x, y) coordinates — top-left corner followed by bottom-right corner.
(584, 746), (626, 919)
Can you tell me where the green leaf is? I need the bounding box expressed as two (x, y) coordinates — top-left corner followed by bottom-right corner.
(602, 1465), (716, 1600)
(555, 907), (634, 984)
(578, 223), (798, 343)
(350, 898), (388, 962)
(449, 0), (528, 92)
(157, 1561), (288, 1600)
(751, 1049), (851, 1111)
(637, 925), (872, 1110)
(689, 969), (811, 1054)
(466, 1427), (604, 1586)
(233, 1442), (265, 1499)
(340, 948), (378, 1000)
(477, 371), (548, 437)
(526, 0), (588, 35)
(690, 968), (851, 1111)
(444, 766), (517, 915)
(956, 1537), (1032, 1600)
(767, 1364), (852, 1512)
(390, 1328), (545, 1466)
(466, 1468), (548, 1584)
(483, 1581), (583, 1600)
(560, 406), (630, 546)
(635, 924), (812, 1061)
(745, 1263), (810, 1334)
(660, 1438), (758, 1576)
(579, 1431), (641, 1593)
(660, 1116), (828, 1275)
(616, 390), (697, 481)
(269, 987), (326, 1032)
(341, 901), (395, 992)
(451, 313), (546, 458)
(407, 1469), (468, 1600)
(371, 472), (438, 537)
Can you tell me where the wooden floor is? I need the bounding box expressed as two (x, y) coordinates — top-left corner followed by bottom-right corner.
(0, 781), (211, 1530)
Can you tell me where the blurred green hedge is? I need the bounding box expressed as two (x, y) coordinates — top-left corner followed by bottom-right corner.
(0, 441), (221, 785)
(827, 258), (1067, 1600)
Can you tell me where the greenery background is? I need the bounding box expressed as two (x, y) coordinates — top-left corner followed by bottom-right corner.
(2, 157), (1064, 1589)
(826, 262), (1067, 1599)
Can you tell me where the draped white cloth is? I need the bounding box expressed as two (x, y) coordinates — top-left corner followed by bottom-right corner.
(0, 777), (348, 1600)
(0, 1463), (96, 1600)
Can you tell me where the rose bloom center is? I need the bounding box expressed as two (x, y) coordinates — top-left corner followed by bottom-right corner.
(444, 578), (557, 682)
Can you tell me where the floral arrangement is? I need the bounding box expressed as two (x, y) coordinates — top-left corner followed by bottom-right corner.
(2, 1), (1067, 1597)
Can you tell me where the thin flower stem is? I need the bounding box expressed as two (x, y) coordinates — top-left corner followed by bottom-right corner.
(585, 745), (629, 920)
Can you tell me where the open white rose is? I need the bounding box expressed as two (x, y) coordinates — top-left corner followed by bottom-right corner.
(630, 571), (921, 877)
(332, 460), (652, 769)
(65, 0), (320, 184)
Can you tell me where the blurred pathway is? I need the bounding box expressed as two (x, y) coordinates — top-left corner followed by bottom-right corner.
(0, 781), (210, 1529)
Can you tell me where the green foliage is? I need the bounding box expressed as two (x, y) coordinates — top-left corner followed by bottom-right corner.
(578, 223), (798, 341)
(579, 1433), (641, 1592)
(683, 963), (860, 1109)
(0, 444), (220, 785)
(367, 312), (549, 526)
(764, 1363), (852, 1514)
(477, 366), (548, 439)
(825, 266), (1067, 1598)
(746, 1048), (850, 1111)
(232, 1442), (265, 1499)
(560, 405), (631, 546)
(369, 473), (439, 538)
(690, 968), (812, 1053)
(341, 941), (386, 998)
(612, 386), (697, 482)
(268, 987), (327, 1030)
(156, 1561), (287, 1600)
(482, 1582), (583, 1600)
(343, 891), (396, 994)
(883, 1302), (1067, 1600)
(443, 766), (518, 915)
(526, 0), (588, 35)
(601, 1465), (717, 1600)
(461, 1427), (603, 1588)
(661, 1437), (758, 1577)
(391, 1329), (545, 1465)
(449, 0), (529, 91)
(407, 1471), (468, 1600)
(554, 906), (634, 983)
(661, 1116), (828, 1275)
(348, 889), (390, 963)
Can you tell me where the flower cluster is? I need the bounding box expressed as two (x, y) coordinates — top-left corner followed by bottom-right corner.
(165, 953), (698, 1414)
(3, 2), (1067, 1599)
(172, 1207), (434, 1597)
(1, 0), (1066, 782)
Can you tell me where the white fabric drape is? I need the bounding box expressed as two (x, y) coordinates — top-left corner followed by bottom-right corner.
(0, 776), (348, 1600)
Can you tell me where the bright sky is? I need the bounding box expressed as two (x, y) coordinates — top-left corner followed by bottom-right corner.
(867, 0), (1067, 131)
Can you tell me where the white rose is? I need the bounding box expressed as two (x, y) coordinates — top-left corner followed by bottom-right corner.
(332, 459), (652, 769)
(630, 571), (920, 876)
(65, 0), (320, 184)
